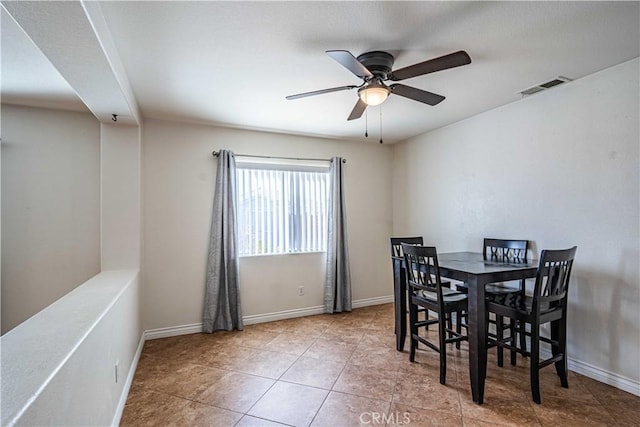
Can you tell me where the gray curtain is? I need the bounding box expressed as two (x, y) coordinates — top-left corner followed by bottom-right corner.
(324, 157), (352, 313)
(203, 149), (243, 332)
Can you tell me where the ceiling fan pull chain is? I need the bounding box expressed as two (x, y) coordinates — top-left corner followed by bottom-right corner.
(365, 109), (368, 138)
(379, 105), (383, 144)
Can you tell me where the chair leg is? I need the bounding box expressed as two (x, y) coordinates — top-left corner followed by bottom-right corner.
(455, 310), (462, 349)
(519, 320), (528, 357)
(409, 300), (419, 363)
(518, 284), (528, 357)
(530, 323), (541, 404)
(552, 317), (569, 388)
(438, 313), (447, 385)
(423, 308), (429, 331)
(496, 316), (504, 367)
(510, 318), (517, 366)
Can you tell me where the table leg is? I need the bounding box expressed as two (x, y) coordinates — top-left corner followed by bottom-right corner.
(468, 275), (487, 404)
(394, 260), (407, 352)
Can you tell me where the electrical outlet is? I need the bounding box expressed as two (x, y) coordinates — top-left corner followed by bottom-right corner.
(298, 286), (304, 296)
(115, 360), (119, 383)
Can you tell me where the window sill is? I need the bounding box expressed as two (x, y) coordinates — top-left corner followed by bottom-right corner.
(239, 251), (326, 259)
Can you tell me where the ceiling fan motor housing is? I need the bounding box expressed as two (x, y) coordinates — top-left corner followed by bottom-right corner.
(356, 51), (395, 80)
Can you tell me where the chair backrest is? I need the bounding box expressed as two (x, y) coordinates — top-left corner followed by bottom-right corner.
(401, 243), (447, 304)
(390, 236), (423, 259)
(484, 238), (529, 261)
(533, 246), (577, 311)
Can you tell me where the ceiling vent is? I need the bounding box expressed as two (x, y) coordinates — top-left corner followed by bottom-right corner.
(519, 76), (572, 97)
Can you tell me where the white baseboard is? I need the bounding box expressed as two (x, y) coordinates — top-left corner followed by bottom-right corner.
(540, 349), (640, 397)
(352, 295), (395, 308)
(111, 332), (145, 426)
(243, 305), (325, 325)
(144, 295), (394, 339)
(145, 322), (204, 340)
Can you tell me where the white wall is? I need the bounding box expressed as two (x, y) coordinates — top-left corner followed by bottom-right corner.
(0, 105), (144, 424)
(101, 123), (142, 270)
(392, 59), (640, 387)
(1, 104), (101, 334)
(142, 119), (393, 330)
(1, 270), (142, 426)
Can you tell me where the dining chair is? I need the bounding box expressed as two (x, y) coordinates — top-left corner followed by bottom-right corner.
(390, 237), (425, 340)
(390, 237), (459, 339)
(390, 237), (423, 265)
(486, 246), (577, 404)
(402, 243), (468, 385)
(456, 238), (529, 366)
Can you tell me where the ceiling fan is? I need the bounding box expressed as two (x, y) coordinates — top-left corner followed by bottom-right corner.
(286, 50), (471, 120)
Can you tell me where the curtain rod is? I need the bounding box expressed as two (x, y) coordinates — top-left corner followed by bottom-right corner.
(212, 151), (346, 163)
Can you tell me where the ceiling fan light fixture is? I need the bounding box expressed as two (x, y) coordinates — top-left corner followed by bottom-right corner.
(358, 83), (389, 106)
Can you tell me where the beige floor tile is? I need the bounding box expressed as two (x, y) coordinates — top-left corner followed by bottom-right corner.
(577, 372), (640, 404)
(236, 415), (291, 426)
(393, 372), (462, 415)
(333, 363), (398, 402)
(195, 344), (256, 370)
(194, 371), (274, 412)
(348, 343), (405, 372)
(120, 389), (190, 426)
(145, 363), (228, 399)
(130, 353), (180, 391)
(263, 332), (318, 356)
(235, 349), (298, 379)
(311, 391), (390, 427)
(387, 402), (463, 426)
(532, 398), (617, 427)
(248, 319), (296, 334)
(604, 402), (640, 427)
(285, 316), (335, 337)
(281, 355), (346, 389)
(304, 338), (357, 362)
(165, 400), (243, 426)
(321, 326), (367, 345)
(459, 393), (540, 427)
(248, 381), (329, 426)
(359, 330), (398, 347)
(230, 329), (281, 349)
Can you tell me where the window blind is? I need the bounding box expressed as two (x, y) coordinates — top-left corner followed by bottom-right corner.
(236, 167), (329, 256)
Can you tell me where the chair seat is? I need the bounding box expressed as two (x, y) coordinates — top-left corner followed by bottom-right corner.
(456, 281), (521, 295)
(487, 293), (557, 316)
(485, 282), (521, 294)
(442, 286), (464, 296)
(418, 289), (468, 304)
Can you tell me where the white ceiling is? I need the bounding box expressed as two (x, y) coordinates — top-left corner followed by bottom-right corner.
(1, 8), (87, 113)
(2, 1), (639, 143)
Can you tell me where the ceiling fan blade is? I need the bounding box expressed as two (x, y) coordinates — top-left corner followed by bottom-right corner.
(286, 85), (357, 100)
(390, 84), (445, 106)
(347, 98), (367, 121)
(390, 50), (471, 81)
(326, 50), (374, 79)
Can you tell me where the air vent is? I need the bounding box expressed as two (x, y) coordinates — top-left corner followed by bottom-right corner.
(519, 76), (572, 97)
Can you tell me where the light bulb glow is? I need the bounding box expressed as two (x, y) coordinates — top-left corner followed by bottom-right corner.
(358, 84), (389, 106)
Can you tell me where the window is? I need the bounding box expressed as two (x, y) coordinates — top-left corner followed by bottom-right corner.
(236, 161), (329, 256)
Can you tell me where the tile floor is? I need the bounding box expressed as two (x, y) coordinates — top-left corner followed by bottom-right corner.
(121, 303), (640, 426)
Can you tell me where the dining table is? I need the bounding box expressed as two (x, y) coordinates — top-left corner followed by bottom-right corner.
(392, 251), (538, 404)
